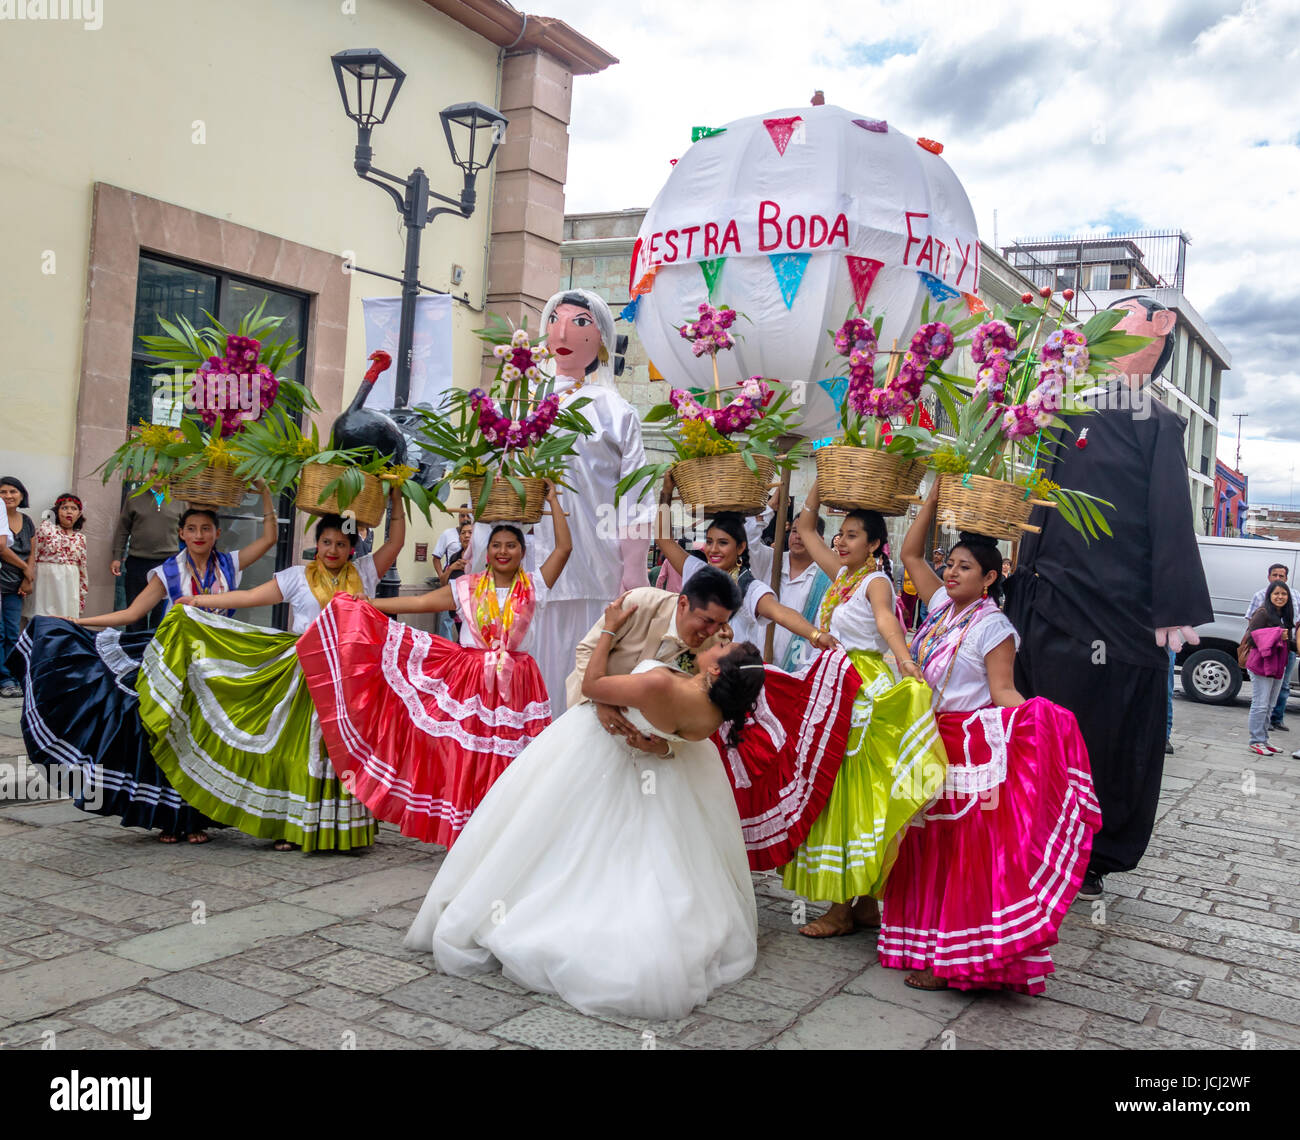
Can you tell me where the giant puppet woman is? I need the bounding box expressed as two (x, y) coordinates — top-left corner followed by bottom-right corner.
(472, 289), (655, 708)
(1004, 296), (1212, 900)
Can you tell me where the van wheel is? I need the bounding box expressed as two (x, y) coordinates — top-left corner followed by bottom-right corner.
(1181, 648), (1242, 704)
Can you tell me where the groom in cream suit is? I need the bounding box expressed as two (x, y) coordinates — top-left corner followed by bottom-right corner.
(566, 565), (741, 747)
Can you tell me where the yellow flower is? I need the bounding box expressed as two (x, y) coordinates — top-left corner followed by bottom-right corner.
(203, 436), (234, 468)
(378, 463), (416, 484)
(136, 421), (184, 449)
(677, 419), (738, 458)
(1019, 470), (1059, 498)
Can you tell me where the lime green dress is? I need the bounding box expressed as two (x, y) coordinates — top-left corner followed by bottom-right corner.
(782, 570), (947, 902)
(138, 596), (374, 853)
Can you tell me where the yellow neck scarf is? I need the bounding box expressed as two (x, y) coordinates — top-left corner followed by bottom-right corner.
(305, 558), (366, 610)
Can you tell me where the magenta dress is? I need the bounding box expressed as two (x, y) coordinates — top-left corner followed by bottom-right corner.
(878, 591), (1102, 993)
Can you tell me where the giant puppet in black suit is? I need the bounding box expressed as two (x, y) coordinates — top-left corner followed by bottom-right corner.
(1004, 296), (1212, 897)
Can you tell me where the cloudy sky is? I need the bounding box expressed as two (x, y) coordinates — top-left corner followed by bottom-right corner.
(540, 0), (1300, 505)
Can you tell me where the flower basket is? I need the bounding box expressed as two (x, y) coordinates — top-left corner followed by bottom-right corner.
(814, 445), (918, 516)
(467, 475), (547, 524)
(672, 453), (775, 516)
(934, 472), (1055, 541)
(297, 462), (386, 527)
(172, 463), (247, 508)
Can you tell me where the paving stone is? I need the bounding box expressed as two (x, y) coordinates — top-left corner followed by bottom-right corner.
(294, 947), (427, 994)
(94, 866), (204, 895)
(371, 1007), (501, 1049)
(1228, 968), (1300, 1001)
(317, 920), (418, 957)
(1081, 1011), (1221, 1050)
(109, 902), (338, 971)
(0, 947), (32, 970)
(0, 1018), (73, 1047)
(949, 1003), (1082, 1050)
(1211, 902), (1294, 929)
(0, 802), (87, 826)
(1182, 912), (1300, 951)
(1155, 1008), (1249, 1048)
(10, 931), (95, 960)
(173, 863), (281, 892)
(1106, 897), (1184, 925)
(384, 975), (536, 1031)
(198, 958), (317, 998)
(54, 916), (134, 944)
(695, 991), (796, 1030)
(73, 992), (186, 1032)
(136, 1009), (292, 1050)
(1042, 980), (1149, 1024)
(281, 865), (438, 919)
(747, 942), (858, 996)
(44, 882), (171, 922)
(256, 1004), (419, 1050)
(0, 861), (88, 898)
(371, 907), (422, 931)
(770, 994), (946, 1050)
(491, 1006), (644, 1050)
(34, 1026), (139, 1050)
(147, 970), (287, 1022)
(1139, 887), (1213, 914)
(1197, 978), (1300, 1022)
(724, 976), (817, 1011)
(676, 1015), (778, 1050)
(978, 993), (1089, 1033)
(1071, 950), (1212, 999)
(296, 985), (385, 1020)
(841, 964), (979, 1018)
(0, 914), (44, 941)
(241, 933), (338, 970)
(0, 950), (163, 1021)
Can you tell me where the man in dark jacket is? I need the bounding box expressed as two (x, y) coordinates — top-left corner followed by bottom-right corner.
(1005, 297), (1212, 901)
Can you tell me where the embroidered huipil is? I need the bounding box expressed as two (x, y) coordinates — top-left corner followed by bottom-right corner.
(33, 521), (88, 614)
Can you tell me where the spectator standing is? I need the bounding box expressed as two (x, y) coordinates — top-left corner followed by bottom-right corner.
(0, 476), (35, 698)
(1246, 564), (1294, 733)
(1244, 581), (1294, 756)
(27, 493), (89, 619)
(111, 483), (184, 631)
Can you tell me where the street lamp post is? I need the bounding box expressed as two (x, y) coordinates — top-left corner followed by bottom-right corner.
(331, 49), (507, 592)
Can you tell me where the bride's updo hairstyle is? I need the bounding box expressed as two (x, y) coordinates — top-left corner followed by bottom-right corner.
(708, 641), (766, 747)
(954, 531), (1005, 604)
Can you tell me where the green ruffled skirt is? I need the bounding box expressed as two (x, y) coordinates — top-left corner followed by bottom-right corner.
(782, 650), (946, 902)
(138, 606), (374, 852)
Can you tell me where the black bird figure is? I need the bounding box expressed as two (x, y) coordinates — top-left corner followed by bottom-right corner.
(331, 350), (407, 464)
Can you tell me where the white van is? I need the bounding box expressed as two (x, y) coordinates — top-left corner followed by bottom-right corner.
(1179, 535), (1300, 704)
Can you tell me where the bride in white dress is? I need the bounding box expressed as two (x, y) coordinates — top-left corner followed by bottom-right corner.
(404, 599), (768, 1019)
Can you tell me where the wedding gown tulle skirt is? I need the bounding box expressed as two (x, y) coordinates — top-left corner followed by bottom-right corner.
(878, 698), (1102, 994)
(295, 595), (551, 847)
(404, 702), (758, 1020)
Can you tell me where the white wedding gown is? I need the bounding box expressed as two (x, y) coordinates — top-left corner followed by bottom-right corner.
(403, 661), (758, 1019)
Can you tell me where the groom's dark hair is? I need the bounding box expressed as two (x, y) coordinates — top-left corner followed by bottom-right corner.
(681, 564), (741, 615)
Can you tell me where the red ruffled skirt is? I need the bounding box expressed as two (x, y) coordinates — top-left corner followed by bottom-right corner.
(296, 594), (551, 847)
(878, 697), (1102, 994)
(715, 650), (863, 871)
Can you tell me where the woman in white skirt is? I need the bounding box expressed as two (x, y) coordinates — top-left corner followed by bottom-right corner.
(26, 493), (88, 620)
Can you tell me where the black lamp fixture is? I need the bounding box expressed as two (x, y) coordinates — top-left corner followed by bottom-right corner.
(330, 48), (506, 597)
(329, 48), (507, 408)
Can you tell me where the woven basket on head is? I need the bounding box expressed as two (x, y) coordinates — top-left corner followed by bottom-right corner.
(297, 463), (386, 528)
(468, 475), (546, 524)
(172, 463), (246, 509)
(672, 453), (776, 516)
(814, 446), (923, 516)
(934, 473), (1054, 541)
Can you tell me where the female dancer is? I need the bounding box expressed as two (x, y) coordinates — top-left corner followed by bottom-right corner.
(782, 486), (947, 936)
(404, 600), (767, 1019)
(79, 482), (279, 628)
(16, 486), (277, 844)
(655, 472), (833, 653)
(879, 483), (1101, 992)
(295, 481), (573, 847)
(142, 488), (405, 852)
(26, 493), (89, 618)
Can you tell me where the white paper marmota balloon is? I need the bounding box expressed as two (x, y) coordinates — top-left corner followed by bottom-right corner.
(631, 105), (980, 439)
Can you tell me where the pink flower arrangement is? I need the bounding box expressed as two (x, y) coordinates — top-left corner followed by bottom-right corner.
(669, 376), (772, 436)
(678, 303), (739, 358)
(834, 317), (953, 422)
(469, 388), (561, 452)
(196, 334), (279, 437)
(969, 319), (1092, 440)
(491, 327), (551, 382)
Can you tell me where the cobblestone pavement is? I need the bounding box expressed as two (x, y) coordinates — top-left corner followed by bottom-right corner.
(0, 685), (1296, 1051)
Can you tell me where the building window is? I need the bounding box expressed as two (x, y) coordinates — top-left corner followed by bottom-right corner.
(129, 253), (309, 630)
(1087, 263), (1110, 291)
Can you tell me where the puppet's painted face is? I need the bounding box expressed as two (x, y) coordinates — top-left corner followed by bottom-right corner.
(547, 303), (602, 378)
(1108, 299), (1176, 390)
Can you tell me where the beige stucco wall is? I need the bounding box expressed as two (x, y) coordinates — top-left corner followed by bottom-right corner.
(0, 0), (501, 587)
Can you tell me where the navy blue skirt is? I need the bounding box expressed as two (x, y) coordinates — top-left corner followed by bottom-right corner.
(11, 617), (214, 836)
